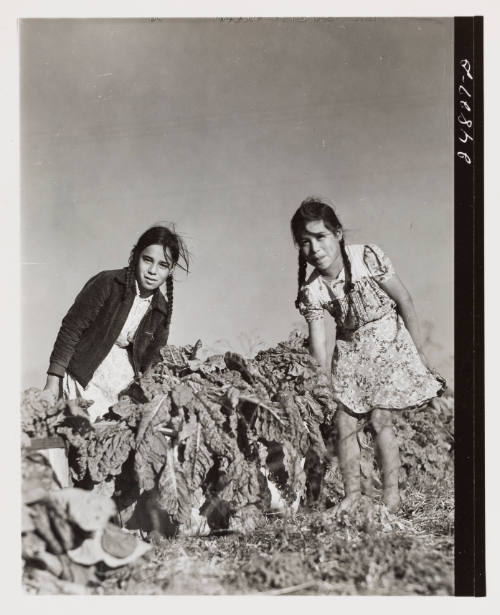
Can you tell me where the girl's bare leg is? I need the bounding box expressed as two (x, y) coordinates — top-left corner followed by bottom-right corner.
(335, 405), (361, 512)
(371, 409), (400, 512)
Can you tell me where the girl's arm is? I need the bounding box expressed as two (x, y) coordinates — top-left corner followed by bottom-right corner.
(44, 373), (62, 398)
(307, 317), (329, 372)
(47, 271), (112, 381)
(377, 274), (428, 362)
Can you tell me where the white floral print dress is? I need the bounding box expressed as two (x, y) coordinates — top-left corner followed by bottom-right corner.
(63, 282), (153, 422)
(298, 244), (445, 415)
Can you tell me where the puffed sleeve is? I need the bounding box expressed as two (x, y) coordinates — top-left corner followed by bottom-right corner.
(363, 244), (396, 283)
(298, 283), (324, 322)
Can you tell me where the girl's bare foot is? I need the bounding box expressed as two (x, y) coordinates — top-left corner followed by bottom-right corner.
(333, 491), (361, 517)
(383, 489), (401, 513)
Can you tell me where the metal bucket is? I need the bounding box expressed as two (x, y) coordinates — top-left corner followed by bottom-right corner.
(27, 436), (71, 488)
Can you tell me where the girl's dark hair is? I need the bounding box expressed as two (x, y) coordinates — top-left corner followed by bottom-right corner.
(291, 197), (354, 309)
(125, 225), (190, 337)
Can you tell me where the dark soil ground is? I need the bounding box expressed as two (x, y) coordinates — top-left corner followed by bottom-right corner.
(91, 476), (453, 596)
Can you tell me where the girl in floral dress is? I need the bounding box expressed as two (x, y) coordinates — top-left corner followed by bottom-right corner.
(291, 198), (445, 512)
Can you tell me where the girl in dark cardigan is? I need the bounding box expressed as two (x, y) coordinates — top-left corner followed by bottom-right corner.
(44, 224), (189, 422)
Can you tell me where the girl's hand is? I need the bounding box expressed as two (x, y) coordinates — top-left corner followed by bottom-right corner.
(43, 374), (62, 401)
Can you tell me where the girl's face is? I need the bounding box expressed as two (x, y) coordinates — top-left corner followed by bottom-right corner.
(135, 244), (173, 296)
(298, 220), (343, 276)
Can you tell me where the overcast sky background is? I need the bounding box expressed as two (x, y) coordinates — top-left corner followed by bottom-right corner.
(20, 17), (454, 388)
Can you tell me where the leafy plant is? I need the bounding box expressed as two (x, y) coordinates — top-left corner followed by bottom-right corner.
(21, 330), (453, 538)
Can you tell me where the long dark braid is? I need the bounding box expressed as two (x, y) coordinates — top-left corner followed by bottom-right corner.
(165, 273), (174, 340)
(123, 261), (135, 299)
(339, 235), (355, 326)
(339, 236), (354, 294)
(295, 251), (308, 309)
